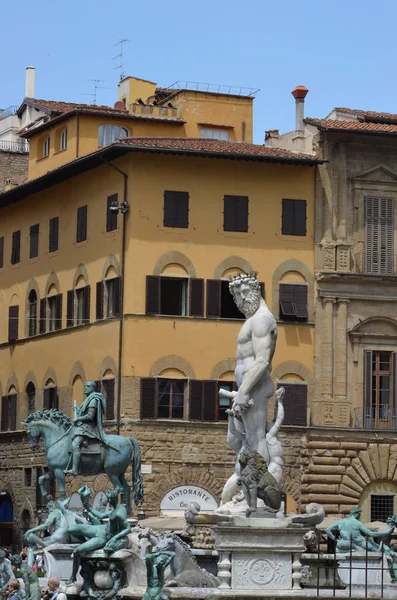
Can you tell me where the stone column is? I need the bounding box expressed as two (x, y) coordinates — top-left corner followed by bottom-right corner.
(321, 298), (335, 398)
(337, 142), (347, 243)
(334, 299), (349, 399)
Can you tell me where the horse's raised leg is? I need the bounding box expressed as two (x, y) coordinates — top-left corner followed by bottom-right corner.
(38, 472), (50, 499)
(120, 474), (131, 515)
(54, 468), (67, 499)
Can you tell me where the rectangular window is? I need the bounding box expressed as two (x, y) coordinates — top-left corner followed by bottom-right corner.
(0, 236), (3, 268)
(163, 191), (189, 228)
(11, 230), (21, 264)
(279, 283), (308, 322)
(24, 468), (32, 487)
(277, 383), (307, 425)
(217, 381), (237, 421)
(8, 305), (19, 342)
(140, 378), (186, 419)
(145, 276), (204, 318)
(206, 279), (264, 319)
(160, 277), (187, 316)
(281, 199), (307, 236)
(365, 196), (394, 275)
(49, 217), (59, 252)
(43, 137), (50, 157)
(200, 127), (231, 140)
(371, 495), (394, 522)
(364, 350), (395, 429)
(29, 224), (39, 259)
(76, 205), (87, 243)
(106, 194), (118, 232)
(223, 195), (249, 232)
(105, 277), (121, 318)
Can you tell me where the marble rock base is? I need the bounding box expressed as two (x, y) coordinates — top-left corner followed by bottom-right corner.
(43, 544), (79, 583)
(214, 516), (307, 592)
(337, 552), (392, 586)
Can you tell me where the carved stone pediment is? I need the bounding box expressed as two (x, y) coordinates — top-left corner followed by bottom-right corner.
(353, 165), (397, 184)
(349, 316), (397, 338)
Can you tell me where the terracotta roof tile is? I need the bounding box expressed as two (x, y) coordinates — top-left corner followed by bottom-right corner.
(305, 118), (397, 135)
(29, 98), (125, 115)
(118, 136), (317, 161)
(335, 107), (397, 122)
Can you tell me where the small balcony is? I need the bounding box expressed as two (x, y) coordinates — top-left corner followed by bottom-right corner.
(354, 407), (397, 430)
(0, 106), (18, 119)
(0, 140), (29, 153)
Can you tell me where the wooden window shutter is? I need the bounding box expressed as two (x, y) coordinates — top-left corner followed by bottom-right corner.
(364, 350), (373, 428)
(106, 194), (118, 232)
(203, 380), (217, 422)
(236, 196), (249, 232)
(49, 217), (59, 252)
(55, 293), (62, 330)
(189, 380), (204, 421)
(94, 380), (102, 393)
(96, 282), (104, 320)
(292, 385), (307, 425)
(29, 224), (39, 259)
(140, 377), (156, 419)
(113, 277), (121, 317)
(176, 192), (189, 228)
(8, 305), (19, 342)
(66, 290), (74, 327)
(43, 388), (50, 409)
(223, 195), (236, 231)
(39, 298), (46, 333)
(11, 230), (21, 264)
(83, 285), (91, 323)
(103, 379), (115, 420)
(9, 395), (17, 431)
(163, 191), (189, 228)
(279, 284), (295, 317)
(189, 278), (204, 317)
(0, 236), (4, 268)
(294, 200), (307, 236)
(293, 285), (308, 319)
(145, 276), (160, 315)
(206, 279), (221, 318)
(76, 205), (88, 243)
(163, 191), (175, 227)
(381, 198), (394, 275)
(365, 197), (394, 275)
(1, 396), (9, 431)
(281, 199), (294, 235)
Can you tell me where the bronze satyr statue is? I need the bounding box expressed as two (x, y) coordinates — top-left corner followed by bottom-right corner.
(238, 446), (282, 517)
(10, 556), (40, 600)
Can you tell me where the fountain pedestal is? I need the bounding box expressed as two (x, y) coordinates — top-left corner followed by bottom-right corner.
(214, 516), (307, 593)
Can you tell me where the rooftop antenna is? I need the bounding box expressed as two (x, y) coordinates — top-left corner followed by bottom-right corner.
(80, 79), (109, 105)
(112, 38), (129, 81)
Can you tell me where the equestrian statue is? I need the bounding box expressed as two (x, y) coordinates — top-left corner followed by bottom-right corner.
(23, 381), (144, 514)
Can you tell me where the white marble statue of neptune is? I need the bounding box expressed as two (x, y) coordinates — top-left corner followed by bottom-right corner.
(220, 272), (279, 505)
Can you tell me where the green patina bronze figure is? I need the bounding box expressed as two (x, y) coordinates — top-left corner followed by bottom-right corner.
(142, 551), (176, 600)
(68, 488), (131, 583)
(23, 382), (144, 513)
(64, 381), (108, 475)
(10, 556), (40, 600)
(0, 550), (13, 592)
(326, 507), (396, 553)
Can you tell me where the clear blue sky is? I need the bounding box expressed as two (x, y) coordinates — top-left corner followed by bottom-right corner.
(1, 0), (396, 143)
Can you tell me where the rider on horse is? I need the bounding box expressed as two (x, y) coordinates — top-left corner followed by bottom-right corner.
(64, 380), (107, 476)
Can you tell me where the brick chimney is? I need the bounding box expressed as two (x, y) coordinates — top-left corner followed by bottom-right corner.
(291, 85), (308, 134)
(25, 67), (36, 98)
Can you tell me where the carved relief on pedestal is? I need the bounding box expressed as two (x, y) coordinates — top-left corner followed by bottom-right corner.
(338, 403), (350, 426)
(323, 403), (335, 425)
(337, 245), (350, 272)
(233, 553), (290, 590)
(322, 245), (336, 270)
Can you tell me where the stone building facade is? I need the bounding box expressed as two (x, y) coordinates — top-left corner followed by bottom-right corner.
(268, 98), (397, 521)
(0, 149), (28, 191)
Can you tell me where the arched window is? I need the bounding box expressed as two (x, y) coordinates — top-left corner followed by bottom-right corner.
(43, 379), (58, 410)
(0, 493), (13, 547)
(26, 382), (36, 414)
(98, 125), (128, 147)
(42, 137), (50, 158)
(60, 128), (68, 151)
(101, 369), (115, 421)
(1, 386), (17, 431)
(67, 275), (90, 327)
(28, 290), (37, 337)
(96, 266), (121, 321)
(146, 264), (191, 317)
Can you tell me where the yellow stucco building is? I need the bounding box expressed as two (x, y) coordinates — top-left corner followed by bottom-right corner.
(0, 76), (318, 547)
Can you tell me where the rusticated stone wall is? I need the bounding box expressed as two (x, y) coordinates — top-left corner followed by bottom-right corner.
(0, 150), (28, 191)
